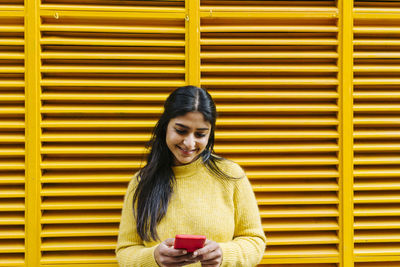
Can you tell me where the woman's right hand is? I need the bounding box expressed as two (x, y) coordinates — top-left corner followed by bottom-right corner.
(154, 238), (199, 267)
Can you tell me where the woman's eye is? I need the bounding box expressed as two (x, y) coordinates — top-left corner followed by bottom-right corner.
(175, 129), (186, 134)
(196, 133), (206, 138)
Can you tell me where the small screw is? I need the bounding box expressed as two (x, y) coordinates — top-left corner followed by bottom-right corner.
(185, 14), (189, 22)
(54, 12), (59, 19)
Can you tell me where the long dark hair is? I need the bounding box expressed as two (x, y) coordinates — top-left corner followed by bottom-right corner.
(133, 85), (229, 241)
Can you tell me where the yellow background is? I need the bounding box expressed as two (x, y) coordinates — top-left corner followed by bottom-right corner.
(2, 0), (400, 266)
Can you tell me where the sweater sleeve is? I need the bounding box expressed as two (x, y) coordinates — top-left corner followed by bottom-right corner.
(115, 177), (159, 267)
(218, 175), (267, 267)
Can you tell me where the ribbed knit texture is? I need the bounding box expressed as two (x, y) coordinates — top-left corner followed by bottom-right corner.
(116, 157), (266, 267)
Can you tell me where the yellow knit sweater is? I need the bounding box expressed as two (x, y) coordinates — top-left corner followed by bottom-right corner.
(116, 157), (266, 266)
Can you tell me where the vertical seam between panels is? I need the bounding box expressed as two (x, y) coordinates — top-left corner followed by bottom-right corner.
(25, 0), (41, 265)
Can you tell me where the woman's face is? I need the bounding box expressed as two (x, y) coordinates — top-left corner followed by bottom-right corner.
(166, 111), (211, 166)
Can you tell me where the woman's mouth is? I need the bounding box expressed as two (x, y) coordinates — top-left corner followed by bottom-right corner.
(176, 145), (196, 155)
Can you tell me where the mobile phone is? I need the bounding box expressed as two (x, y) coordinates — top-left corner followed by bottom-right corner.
(174, 234), (206, 253)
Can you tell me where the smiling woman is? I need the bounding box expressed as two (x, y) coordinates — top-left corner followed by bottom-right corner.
(166, 112), (211, 166)
(116, 86), (266, 267)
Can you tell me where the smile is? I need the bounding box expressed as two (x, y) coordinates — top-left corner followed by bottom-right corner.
(176, 145), (196, 155)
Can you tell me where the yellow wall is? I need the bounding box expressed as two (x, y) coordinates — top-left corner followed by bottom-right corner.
(1, 0), (400, 266)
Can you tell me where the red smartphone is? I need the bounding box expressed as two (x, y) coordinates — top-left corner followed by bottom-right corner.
(174, 234), (206, 253)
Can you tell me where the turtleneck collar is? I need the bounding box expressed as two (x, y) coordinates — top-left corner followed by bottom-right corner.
(172, 156), (204, 178)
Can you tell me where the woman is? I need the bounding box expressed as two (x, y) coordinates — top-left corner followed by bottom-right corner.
(116, 86), (266, 266)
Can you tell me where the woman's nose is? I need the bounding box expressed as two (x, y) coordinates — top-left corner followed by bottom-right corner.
(183, 134), (195, 148)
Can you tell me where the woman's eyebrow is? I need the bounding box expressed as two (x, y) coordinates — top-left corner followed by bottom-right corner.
(175, 123), (209, 131)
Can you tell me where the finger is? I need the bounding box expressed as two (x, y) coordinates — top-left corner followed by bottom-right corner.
(193, 240), (217, 257)
(160, 247), (188, 257)
(198, 249), (221, 262)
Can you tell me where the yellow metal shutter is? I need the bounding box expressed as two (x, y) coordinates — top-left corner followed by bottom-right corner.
(39, 1), (185, 264)
(354, 1), (400, 266)
(0, 1), (25, 266)
(200, 1), (340, 265)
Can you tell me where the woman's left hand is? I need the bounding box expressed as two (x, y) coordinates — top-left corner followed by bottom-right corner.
(192, 239), (222, 267)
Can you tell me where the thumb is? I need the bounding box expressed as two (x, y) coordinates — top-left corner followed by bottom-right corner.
(164, 238), (175, 247)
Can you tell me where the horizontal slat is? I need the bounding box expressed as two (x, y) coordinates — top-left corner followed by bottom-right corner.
(200, 6), (338, 12)
(41, 172), (132, 183)
(355, 179), (400, 191)
(265, 245), (338, 258)
(0, 226), (24, 239)
(0, 67), (24, 73)
(41, 25), (185, 34)
(355, 230), (400, 243)
(41, 66), (185, 73)
(201, 38), (338, 45)
(354, 27), (400, 34)
(355, 104), (400, 112)
(354, 79), (400, 85)
(41, 51), (185, 60)
(40, 251), (116, 264)
(355, 217), (400, 229)
(355, 244), (400, 256)
(0, 185), (24, 197)
(355, 117), (400, 125)
(40, 38), (185, 46)
(0, 173), (25, 184)
(0, 120), (24, 129)
(354, 66), (400, 72)
(41, 211), (121, 224)
(355, 130), (400, 139)
(355, 204), (400, 216)
(232, 155), (339, 166)
(41, 184), (125, 196)
(202, 77), (338, 85)
(355, 192), (400, 203)
(201, 25), (338, 32)
(354, 40), (400, 46)
(266, 232), (338, 245)
(263, 218), (339, 231)
(0, 159), (25, 170)
(40, 6), (185, 14)
(0, 106), (25, 114)
(0, 39), (24, 45)
(354, 52), (400, 58)
(41, 237), (115, 251)
(0, 147), (24, 156)
(256, 192), (338, 205)
(247, 168), (339, 179)
(354, 154), (400, 165)
(0, 240), (24, 253)
(355, 167), (400, 178)
(0, 212), (24, 225)
(201, 51), (338, 59)
(41, 224), (117, 237)
(260, 205), (338, 218)
(202, 64), (338, 72)
(0, 52), (24, 59)
(0, 199), (24, 211)
(252, 180), (338, 192)
(40, 79), (185, 87)
(41, 159), (141, 169)
(200, 11), (338, 19)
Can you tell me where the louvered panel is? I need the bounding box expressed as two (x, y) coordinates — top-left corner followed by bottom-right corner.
(0, 7), (25, 267)
(39, 11), (185, 265)
(354, 2), (400, 264)
(200, 1), (339, 264)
